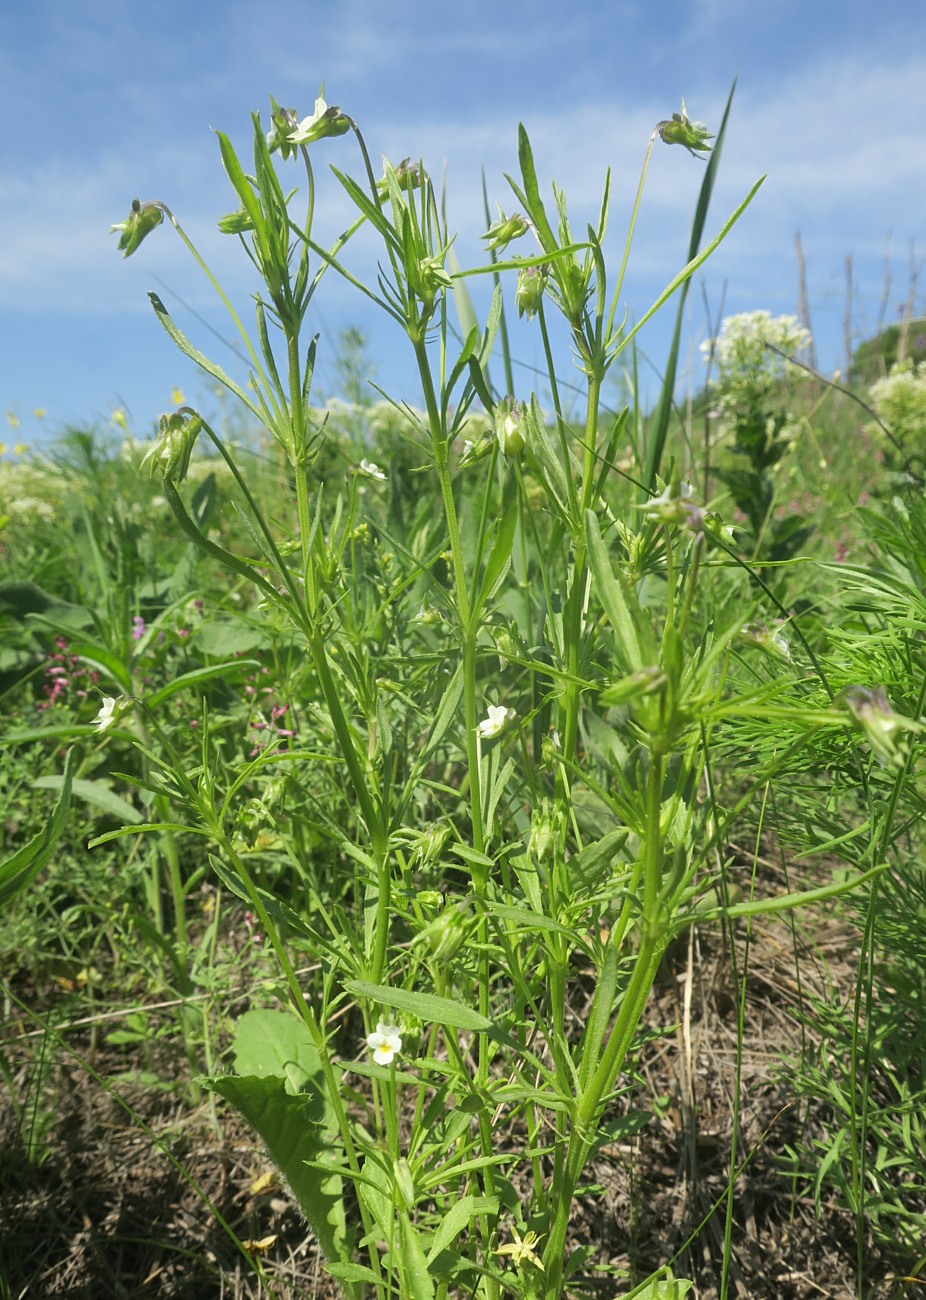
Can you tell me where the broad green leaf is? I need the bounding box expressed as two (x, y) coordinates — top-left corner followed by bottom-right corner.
(145, 659), (261, 708)
(585, 510), (654, 672)
(477, 470), (519, 610)
(0, 748), (75, 908)
(626, 1272), (694, 1300)
(203, 1010), (354, 1285)
(357, 1154), (392, 1239)
(206, 1073), (351, 1280)
(0, 580), (92, 627)
(398, 1212), (436, 1300)
(194, 618), (270, 657)
(32, 776), (143, 825)
(426, 1195), (497, 1264)
(346, 981), (492, 1032)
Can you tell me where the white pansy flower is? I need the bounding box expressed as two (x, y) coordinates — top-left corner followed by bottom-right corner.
(93, 697), (121, 732)
(476, 703), (511, 740)
(366, 1022), (403, 1066)
(357, 458), (387, 481)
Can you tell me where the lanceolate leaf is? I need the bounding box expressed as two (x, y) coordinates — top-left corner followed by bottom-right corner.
(346, 981), (492, 1032)
(203, 1010), (356, 1290)
(0, 748), (75, 908)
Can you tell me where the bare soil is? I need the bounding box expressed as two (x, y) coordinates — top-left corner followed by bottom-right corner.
(2, 885), (924, 1300)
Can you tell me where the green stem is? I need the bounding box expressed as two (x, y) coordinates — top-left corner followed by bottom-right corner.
(216, 835), (381, 1273)
(559, 369), (603, 770)
(413, 334), (498, 1295)
(543, 747), (666, 1297)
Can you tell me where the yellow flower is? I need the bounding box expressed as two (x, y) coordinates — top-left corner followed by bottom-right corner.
(171, 387), (185, 406)
(496, 1226), (544, 1271)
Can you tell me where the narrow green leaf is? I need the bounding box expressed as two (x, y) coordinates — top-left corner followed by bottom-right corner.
(643, 80), (737, 489)
(585, 510), (653, 672)
(216, 131), (268, 249)
(614, 172), (765, 363)
(146, 660), (261, 708)
(56, 639), (133, 694)
(426, 1195), (497, 1264)
(481, 900), (574, 937)
(477, 469), (519, 609)
(149, 294), (267, 425)
(399, 1212), (436, 1300)
(32, 776), (143, 825)
(88, 822), (207, 847)
(0, 748), (75, 907)
(346, 981), (492, 1032)
(679, 862), (889, 928)
(516, 124), (557, 253)
(326, 1262), (380, 1285)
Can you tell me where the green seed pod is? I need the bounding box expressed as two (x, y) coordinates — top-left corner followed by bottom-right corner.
(515, 264), (548, 320)
(494, 397), (525, 456)
(111, 199), (163, 258)
(655, 100), (714, 158)
(140, 410), (202, 484)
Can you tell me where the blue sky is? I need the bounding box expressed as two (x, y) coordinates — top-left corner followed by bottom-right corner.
(2, 0), (925, 450)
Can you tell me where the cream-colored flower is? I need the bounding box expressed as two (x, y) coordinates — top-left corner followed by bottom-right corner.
(93, 697), (121, 732)
(366, 1022), (402, 1066)
(476, 703), (510, 740)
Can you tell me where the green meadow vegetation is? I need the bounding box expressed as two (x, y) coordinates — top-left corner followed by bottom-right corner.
(2, 88), (926, 1299)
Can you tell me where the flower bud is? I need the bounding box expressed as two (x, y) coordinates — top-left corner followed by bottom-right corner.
(840, 685), (915, 768)
(541, 728), (561, 767)
(738, 621), (792, 665)
(378, 158), (425, 198)
(493, 622), (527, 668)
(416, 821), (450, 866)
(412, 604), (443, 627)
(218, 207), (256, 235)
(111, 199), (163, 258)
(515, 264), (548, 320)
(528, 798), (565, 867)
(412, 900), (472, 963)
(417, 252), (453, 306)
(655, 100), (714, 158)
(482, 209), (530, 253)
(459, 430), (495, 468)
(495, 397), (525, 457)
(140, 411), (202, 484)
